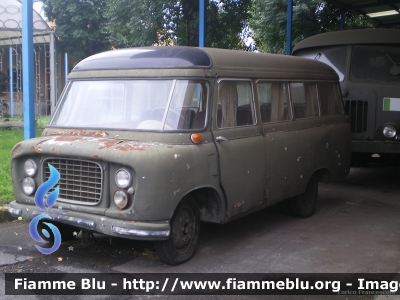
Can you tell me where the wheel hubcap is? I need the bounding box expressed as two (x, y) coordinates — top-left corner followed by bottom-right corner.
(171, 208), (195, 254)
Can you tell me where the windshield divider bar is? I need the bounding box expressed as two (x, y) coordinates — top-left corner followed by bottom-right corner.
(161, 80), (177, 130)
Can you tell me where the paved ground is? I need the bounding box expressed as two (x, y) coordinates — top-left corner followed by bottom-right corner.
(0, 165), (399, 299)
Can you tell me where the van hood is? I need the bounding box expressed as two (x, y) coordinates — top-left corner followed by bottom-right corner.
(11, 135), (161, 162)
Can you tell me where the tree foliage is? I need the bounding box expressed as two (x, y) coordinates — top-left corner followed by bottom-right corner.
(42, 0), (373, 58)
(103, 0), (252, 50)
(250, 0), (371, 54)
(206, 0), (252, 49)
(42, 0), (111, 59)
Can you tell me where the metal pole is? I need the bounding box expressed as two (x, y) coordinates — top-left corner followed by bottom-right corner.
(199, 0), (205, 47)
(22, 0), (35, 139)
(9, 47), (13, 117)
(64, 52), (68, 85)
(49, 32), (56, 115)
(340, 10), (345, 30)
(286, 0), (293, 55)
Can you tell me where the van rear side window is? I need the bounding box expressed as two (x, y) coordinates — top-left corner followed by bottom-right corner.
(257, 82), (291, 123)
(318, 82), (343, 115)
(290, 82), (319, 119)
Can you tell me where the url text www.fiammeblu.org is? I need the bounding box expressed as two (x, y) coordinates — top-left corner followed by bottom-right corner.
(122, 277), (400, 293)
(123, 277), (342, 292)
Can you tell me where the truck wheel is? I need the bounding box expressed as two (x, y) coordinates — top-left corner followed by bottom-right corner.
(38, 220), (80, 242)
(155, 197), (200, 265)
(274, 199), (292, 215)
(289, 175), (318, 218)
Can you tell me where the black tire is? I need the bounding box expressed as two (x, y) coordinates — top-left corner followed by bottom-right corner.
(38, 220), (80, 242)
(289, 175), (318, 218)
(154, 197), (200, 265)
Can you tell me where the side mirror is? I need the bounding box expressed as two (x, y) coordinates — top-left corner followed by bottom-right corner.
(390, 65), (400, 76)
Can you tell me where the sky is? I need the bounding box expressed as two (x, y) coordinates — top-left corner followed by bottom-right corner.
(33, 1), (46, 20)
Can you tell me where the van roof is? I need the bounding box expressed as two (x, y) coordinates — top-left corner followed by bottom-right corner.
(71, 46), (338, 81)
(73, 47), (213, 71)
(293, 29), (400, 54)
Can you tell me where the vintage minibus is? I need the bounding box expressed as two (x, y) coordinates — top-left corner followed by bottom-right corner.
(293, 28), (400, 166)
(9, 47), (351, 264)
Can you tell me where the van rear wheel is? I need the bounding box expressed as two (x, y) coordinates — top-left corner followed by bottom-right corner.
(289, 175), (318, 218)
(155, 197), (200, 265)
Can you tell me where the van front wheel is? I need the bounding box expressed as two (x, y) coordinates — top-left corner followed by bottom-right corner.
(289, 175), (318, 218)
(155, 197), (200, 265)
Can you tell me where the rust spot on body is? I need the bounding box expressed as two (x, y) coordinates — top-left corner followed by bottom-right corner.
(53, 136), (85, 143)
(97, 139), (123, 150)
(115, 143), (146, 152)
(11, 143), (24, 158)
(47, 130), (108, 138)
(30, 146), (35, 152)
(35, 138), (52, 147)
(234, 200), (245, 208)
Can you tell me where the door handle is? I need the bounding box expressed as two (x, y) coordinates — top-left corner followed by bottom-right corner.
(216, 136), (229, 142)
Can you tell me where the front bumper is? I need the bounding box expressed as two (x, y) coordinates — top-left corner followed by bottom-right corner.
(352, 140), (400, 153)
(8, 201), (170, 241)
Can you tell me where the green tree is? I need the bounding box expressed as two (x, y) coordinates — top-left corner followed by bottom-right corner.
(206, 0), (252, 49)
(250, 0), (371, 54)
(102, 0), (173, 48)
(103, 0), (252, 50)
(42, 0), (111, 59)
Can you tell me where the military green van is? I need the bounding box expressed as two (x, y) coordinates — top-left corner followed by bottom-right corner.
(9, 47), (351, 265)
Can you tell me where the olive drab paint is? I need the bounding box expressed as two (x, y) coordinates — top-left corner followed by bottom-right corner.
(9, 47), (351, 264)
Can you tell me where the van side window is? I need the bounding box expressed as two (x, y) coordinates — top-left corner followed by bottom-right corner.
(171, 80), (208, 130)
(217, 81), (255, 128)
(318, 82), (343, 115)
(290, 82), (319, 119)
(257, 82), (291, 123)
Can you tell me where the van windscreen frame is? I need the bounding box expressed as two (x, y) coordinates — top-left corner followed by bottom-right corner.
(49, 79), (210, 132)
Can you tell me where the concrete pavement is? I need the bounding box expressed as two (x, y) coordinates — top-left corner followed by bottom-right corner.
(0, 165), (399, 299)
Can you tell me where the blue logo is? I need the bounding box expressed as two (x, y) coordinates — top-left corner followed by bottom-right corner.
(29, 164), (62, 254)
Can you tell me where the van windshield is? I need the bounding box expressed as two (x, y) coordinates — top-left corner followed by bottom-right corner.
(294, 46), (347, 82)
(50, 79), (208, 131)
(350, 45), (400, 83)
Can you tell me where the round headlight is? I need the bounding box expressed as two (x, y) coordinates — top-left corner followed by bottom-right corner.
(24, 159), (37, 176)
(115, 169), (131, 188)
(22, 177), (36, 195)
(383, 124), (396, 139)
(114, 190), (129, 209)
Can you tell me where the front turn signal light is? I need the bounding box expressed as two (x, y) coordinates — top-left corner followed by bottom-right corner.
(191, 133), (203, 144)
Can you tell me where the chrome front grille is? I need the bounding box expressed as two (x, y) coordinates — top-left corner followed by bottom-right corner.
(43, 158), (102, 205)
(345, 100), (368, 134)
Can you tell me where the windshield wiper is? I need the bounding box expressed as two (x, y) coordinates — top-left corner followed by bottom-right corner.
(314, 53), (321, 61)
